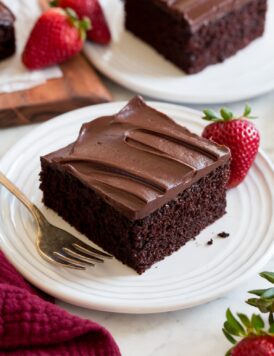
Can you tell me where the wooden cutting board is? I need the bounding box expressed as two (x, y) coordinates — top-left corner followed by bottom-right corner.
(0, 53), (112, 128)
(0, 0), (112, 128)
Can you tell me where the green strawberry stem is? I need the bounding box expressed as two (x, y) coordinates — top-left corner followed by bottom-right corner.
(44, 4), (92, 40)
(223, 309), (274, 355)
(202, 104), (257, 123)
(247, 272), (274, 316)
(223, 309), (267, 341)
(49, 0), (58, 6)
(224, 271), (274, 354)
(64, 8), (91, 41)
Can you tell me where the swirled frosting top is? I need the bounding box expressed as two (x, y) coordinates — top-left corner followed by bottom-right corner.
(156, 0), (252, 31)
(44, 97), (230, 220)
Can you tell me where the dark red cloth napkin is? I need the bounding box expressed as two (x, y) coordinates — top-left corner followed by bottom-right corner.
(0, 251), (121, 355)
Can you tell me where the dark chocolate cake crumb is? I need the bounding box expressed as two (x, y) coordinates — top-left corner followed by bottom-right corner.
(207, 239), (213, 246)
(218, 232), (230, 238)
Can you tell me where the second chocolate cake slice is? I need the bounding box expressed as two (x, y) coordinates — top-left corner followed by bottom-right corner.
(40, 97), (231, 274)
(0, 1), (15, 61)
(125, 0), (267, 74)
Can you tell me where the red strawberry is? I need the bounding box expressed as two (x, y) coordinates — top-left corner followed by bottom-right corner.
(202, 105), (260, 188)
(52, 0), (111, 44)
(223, 309), (274, 356)
(231, 336), (274, 356)
(22, 8), (91, 69)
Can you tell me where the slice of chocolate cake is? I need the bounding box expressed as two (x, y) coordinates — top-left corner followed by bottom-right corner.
(0, 2), (15, 61)
(40, 97), (231, 274)
(125, 0), (267, 74)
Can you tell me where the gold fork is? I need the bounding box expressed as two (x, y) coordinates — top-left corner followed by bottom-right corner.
(0, 171), (112, 270)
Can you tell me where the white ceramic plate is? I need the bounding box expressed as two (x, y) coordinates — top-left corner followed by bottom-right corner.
(0, 102), (274, 314)
(85, 0), (274, 104)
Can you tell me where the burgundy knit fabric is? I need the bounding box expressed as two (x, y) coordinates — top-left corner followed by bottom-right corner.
(0, 251), (121, 355)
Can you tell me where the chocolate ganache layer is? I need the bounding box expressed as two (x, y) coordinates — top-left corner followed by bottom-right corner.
(43, 97), (231, 220)
(156, 0), (254, 31)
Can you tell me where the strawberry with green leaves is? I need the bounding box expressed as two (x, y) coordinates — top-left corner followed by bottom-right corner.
(223, 309), (274, 356)
(202, 105), (260, 188)
(51, 0), (111, 44)
(22, 8), (91, 70)
(223, 272), (274, 356)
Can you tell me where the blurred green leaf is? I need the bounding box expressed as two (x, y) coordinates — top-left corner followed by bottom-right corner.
(260, 272), (274, 284)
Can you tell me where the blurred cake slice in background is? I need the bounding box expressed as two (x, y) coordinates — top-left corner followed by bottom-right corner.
(0, 1), (15, 61)
(125, 0), (268, 74)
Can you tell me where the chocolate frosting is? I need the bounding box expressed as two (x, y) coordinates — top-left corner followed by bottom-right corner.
(44, 97), (230, 220)
(156, 0), (253, 31)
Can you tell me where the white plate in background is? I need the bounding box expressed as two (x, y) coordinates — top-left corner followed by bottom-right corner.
(85, 0), (274, 104)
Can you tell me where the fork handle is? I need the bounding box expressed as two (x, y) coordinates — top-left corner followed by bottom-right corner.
(0, 170), (42, 224)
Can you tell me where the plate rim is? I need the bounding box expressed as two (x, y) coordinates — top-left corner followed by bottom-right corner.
(84, 0), (274, 104)
(85, 42), (274, 105)
(0, 101), (274, 314)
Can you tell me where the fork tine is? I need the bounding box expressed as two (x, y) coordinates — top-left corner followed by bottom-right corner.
(37, 248), (86, 270)
(53, 259), (86, 270)
(42, 252), (86, 270)
(63, 247), (99, 265)
(73, 243), (113, 259)
(53, 251), (87, 269)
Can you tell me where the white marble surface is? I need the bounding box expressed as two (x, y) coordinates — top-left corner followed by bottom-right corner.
(1, 76), (274, 356)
